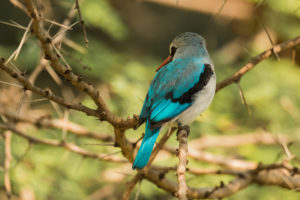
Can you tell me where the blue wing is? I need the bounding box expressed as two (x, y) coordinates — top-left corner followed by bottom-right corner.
(139, 57), (209, 129)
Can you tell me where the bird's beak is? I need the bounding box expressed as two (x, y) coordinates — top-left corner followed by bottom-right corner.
(155, 56), (172, 72)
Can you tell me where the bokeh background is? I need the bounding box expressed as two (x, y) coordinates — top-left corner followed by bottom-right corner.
(1, 0), (300, 199)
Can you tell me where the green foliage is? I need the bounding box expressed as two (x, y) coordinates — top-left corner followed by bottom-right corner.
(80, 0), (128, 40)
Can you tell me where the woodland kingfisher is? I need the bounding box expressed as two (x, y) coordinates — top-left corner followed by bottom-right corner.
(133, 32), (216, 169)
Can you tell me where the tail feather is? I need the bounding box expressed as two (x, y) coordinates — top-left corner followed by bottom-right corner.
(133, 122), (160, 169)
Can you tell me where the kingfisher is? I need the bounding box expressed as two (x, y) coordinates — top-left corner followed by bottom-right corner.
(133, 32), (216, 169)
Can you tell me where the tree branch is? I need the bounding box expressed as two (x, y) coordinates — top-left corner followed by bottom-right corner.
(0, 108), (114, 142)
(165, 145), (257, 170)
(189, 131), (289, 149)
(0, 123), (126, 163)
(145, 163), (300, 199)
(23, 0), (130, 128)
(0, 60), (100, 117)
(216, 35), (300, 91)
(176, 126), (189, 200)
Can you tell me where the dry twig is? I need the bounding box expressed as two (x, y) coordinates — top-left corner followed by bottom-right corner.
(4, 131), (12, 199)
(122, 173), (143, 200)
(216, 35), (300, 91)
(75, 0), (88, 47)
(0, 123), (125, 163)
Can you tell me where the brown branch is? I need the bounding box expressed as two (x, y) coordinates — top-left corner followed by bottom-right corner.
(176, 126), (189, 200)
(165, 145), (257, 170)
(24, 5), (79, 112)
(145, 166), (252, 199)
(22, 0), (136, 129)
(216, 35), (300, 92)
(4, 130), (12, 199)
(0, 123), (126, 163)
(152, 165), (247, 176)
(145, 163), (300, 199)
(0, 109), (114, 142)
(189, 131), (288, 149)
(0, 60), (100, 118)
(114, 128), (134, 161)
(188, 168), (245, 176)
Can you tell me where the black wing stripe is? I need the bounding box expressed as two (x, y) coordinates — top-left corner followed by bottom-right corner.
(165, 63), (213, 104)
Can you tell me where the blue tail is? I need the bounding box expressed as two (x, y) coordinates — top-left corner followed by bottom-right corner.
(133, 121), (160, 169)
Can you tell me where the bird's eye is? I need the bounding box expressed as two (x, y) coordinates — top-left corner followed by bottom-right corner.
(170, 46), (177, 57)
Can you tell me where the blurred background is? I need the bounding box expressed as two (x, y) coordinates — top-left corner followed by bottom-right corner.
(1, 0), (300, 199)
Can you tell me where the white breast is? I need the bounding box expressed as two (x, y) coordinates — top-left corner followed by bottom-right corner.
(175, 74), (216, 125)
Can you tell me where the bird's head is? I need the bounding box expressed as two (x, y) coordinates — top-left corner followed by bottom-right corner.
(156, 32), (208, 72)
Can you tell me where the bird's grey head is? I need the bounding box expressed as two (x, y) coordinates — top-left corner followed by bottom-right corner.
(155, 32), (212, 72)
(169, 32), (209, 60)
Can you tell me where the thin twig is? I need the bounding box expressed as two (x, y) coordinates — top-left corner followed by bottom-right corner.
(75, 0), (88, 47)
(0, 80), (23, 88)
(4, 130), (12, 199)
(0, 20), (26, 30)
(122, 173), (143, 200)
(14, 19), (33, 61)
(43, 18), (73, 30)
(262, 24), (280, 60)
(255, 0), (265, 8)
(0, 109), (114, 142)
(236, 81), (252, 116)
(9, 0), (28, 14)
(62, 109), (70, 141)
(215, 0), (227, 18)
(189, 131), (287, 149)
(165, 145), (258, 170)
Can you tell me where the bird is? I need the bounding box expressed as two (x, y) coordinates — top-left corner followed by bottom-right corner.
(133, 32), (216, 169)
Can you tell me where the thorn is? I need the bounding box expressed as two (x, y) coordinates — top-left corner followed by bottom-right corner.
(77, 75), (82, 82)
(291, 167), (299, 176)
(220, 181), (225, 188)
(30, 12), (37, 19)
(44, 54), (51, 60)
(159, 173), (165, 180)
(64, 69), (71, 74)
(45, 89), (50, 96)
(46, 37), (52, 43)
(236, 82), (252, 116)
(256, 162), (263, 170)
(262, 24), (280, 61)
(176, 148), (179, 156)
(11, 73), (18, 78)
(238, 173), (246, 178)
